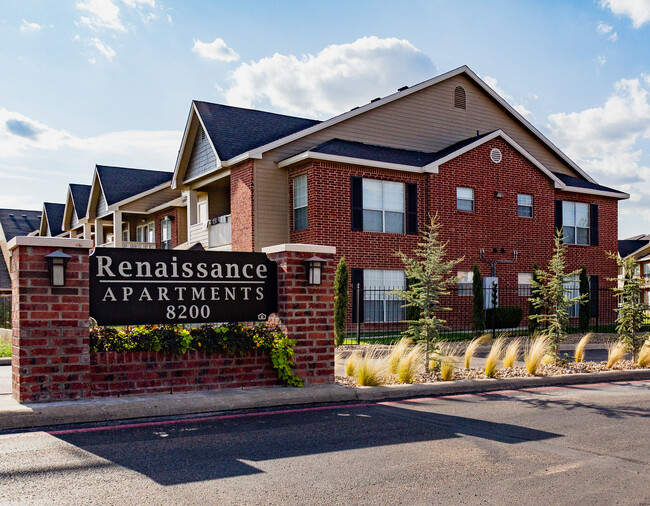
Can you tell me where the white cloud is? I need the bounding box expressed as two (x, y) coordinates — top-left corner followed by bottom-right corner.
(547, 76), (650, 227)
(223, 36), (435, 118)
(598, 55), (607, 65)
(192, 38), (239, 62)
(77, 0), (126, 32)
(609, 31), (619, 41)
(122, 0), (155, 7)
(481, 75), (536, 122)
(20, 19), (42, 32)
(600, 0), (650, 28)
(597, 21), (614, 34)
(89, 38), (116, 61)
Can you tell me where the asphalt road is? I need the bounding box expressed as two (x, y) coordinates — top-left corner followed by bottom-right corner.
(0, 381), (648, 505)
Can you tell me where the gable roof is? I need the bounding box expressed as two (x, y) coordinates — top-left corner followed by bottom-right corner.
(0, 255), (10, 291)
(552, 173), (627, 197)
(42, 203), (65, 237)
(70, 184), (91, 218)
(97, 165), (172, 206)
(0, 208), (42, 242)
(619, 234), (650, 258)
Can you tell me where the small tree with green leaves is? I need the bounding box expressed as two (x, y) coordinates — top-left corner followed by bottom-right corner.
(529, 230), (584, 361)
(528, 262), (540, 333)
(609, 254), (648, 361)
(472, 264), (484, 334)
(392, 214), (464, 371)
(579, 265), (591, 333)
(333, 256), (349, 346)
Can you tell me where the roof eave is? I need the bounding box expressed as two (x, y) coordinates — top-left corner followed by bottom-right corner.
(278, 151), (426, 173)
(559, 186), (630, 200)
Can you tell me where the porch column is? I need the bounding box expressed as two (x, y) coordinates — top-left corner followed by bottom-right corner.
(187, 190), (197, 229)
(113, 211), (123, 247)
(83, 222), (92, 241)
(95, 219), (104, 245)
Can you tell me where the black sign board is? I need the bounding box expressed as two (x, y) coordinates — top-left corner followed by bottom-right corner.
(89, 248), (278, 326)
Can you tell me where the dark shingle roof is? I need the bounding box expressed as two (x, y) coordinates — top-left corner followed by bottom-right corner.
(619, 239), (650, 258)
(194, 101), (320, 161)
(553, 172), (626, 195)
(0, 255), (10, 290)
(0, 208), (41, 242)
(43, 203), (65, 236)
(96, 166), (172, 206)
(307, 132), (494, 168)
(70, 184), (91, 219)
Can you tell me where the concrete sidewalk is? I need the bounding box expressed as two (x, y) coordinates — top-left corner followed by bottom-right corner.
(1, 367), (649, 431)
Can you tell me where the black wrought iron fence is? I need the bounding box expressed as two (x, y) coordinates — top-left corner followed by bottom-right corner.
(1, 294), (10, 329)
(343, 284), (629, 345)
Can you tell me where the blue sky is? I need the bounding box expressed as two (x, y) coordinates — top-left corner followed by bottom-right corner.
(1, 0), (650, 238)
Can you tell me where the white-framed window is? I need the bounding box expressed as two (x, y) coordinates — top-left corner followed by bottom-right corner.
(643, 264), (650, 280)
(363, 269), (406, 322)
(161, 218), (172, 249)
(457, 187), (474, 212)
(197, 200), (208, 223)
(518, 272), (533, 296)
(362, 179), (404, 233)
(458, 270), (473, 296)
(137, 222), (155, 243)
(293, 174), (308, 231)
(122, 223), (129, 243)
(562, 201), (589, 245)
(517, 194), (533, 218)
(564, 274), (580, 317)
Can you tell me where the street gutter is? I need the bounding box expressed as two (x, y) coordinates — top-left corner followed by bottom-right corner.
(1, 369), (649, 431)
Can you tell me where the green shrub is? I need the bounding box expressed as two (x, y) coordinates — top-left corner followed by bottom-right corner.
(485, 306), (523, 329)
(334, 256), (349, 346)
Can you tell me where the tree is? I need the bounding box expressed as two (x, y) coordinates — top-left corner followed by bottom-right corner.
(472, 264), (484, 334)
(579, 265), (591, 333)
(393, 214), (464, 371)
(529, 230), (584, 361)
(609, 254), (648, 361)
(528, 262), (540, 333)
(333, 256), (349, 347)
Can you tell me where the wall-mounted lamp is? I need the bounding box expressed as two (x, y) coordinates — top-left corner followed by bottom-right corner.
(305, 256), (326, 285)
(494, 191), (504, 199)
(45, 250), (71, 287)
(163, 215), (175, 222)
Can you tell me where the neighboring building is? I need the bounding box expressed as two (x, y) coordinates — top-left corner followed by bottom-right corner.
(0, 209), (41, 294)
(62, 183), (93, 239)
(619, 234), (650, 304)
(171, 65), (627, 325)
(39, 202), (66, 237)
(86, 165), (187, 249)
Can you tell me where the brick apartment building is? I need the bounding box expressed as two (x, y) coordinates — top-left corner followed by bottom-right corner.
(171, 65), (628, 326)
(619, 234), (650, 305)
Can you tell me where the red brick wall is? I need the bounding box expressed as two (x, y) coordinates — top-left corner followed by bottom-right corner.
(231, 161), (255, 251)
(154, 208), (179, 249)
(266, 248), (335, 384)
(90, 349), (278, 396)
(10, 242), (91, 403)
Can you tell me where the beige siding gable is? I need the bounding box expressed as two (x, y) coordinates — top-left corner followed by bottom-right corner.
(264, 74), (579, 178)
(254, 159), (289, 250)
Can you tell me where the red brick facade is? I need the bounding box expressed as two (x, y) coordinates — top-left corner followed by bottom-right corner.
(154, 208), (179, 249)
(230, 161), (255, 251)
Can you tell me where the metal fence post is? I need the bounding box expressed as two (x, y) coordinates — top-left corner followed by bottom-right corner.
(356, 283), (361, 345)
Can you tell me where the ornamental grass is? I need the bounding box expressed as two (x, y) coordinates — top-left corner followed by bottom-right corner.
(344, 352), (361, 377)
(574, 332), (593, 363)
(439, 343), (462, 381)
(606, 340), (628, 369)
(524, 334), (550, 375)
(464, 333), (491, 369)
(503, 339), (521, 369)
(638, 339), (650, 368)
(484, 336), (506, 378)
(354, 348), (386, 386)
(397, 345), (424, 384)
(388, 337), (412, 375)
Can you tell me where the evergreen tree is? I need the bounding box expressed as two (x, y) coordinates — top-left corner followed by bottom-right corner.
(393, 214), (464, 371)
(529, 230), (584, 360)
(579, 265), (591, 333)
(333, 256), (349, 347)
(609, 254), (648, 361)
(528, 262), (540, 333)
(472, 264), (484, 334)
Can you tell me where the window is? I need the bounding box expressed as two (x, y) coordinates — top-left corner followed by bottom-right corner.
(363, 269), (406, 322)
(518, 272), (533, 296)
(122, 225), (129, 243)
(161, 218), (172, 249)
(293, 174), (308, 231)
(458, 270), (473, 296)
(517, 194), (533, 218)
(362, 179), (404, 233)
(457, 187), (474, 212)
(137, 222), (155, 243)
(565, 274), (580, 317)
(562, 201), (589, 245)
(644, 264), (650, 280)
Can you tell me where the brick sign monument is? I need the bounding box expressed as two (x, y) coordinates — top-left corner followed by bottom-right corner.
(8, 237), (335, 403)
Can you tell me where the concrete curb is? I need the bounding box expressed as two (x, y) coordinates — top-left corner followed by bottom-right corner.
(0, 358), (10, 366)
(1, 369), (649, 431)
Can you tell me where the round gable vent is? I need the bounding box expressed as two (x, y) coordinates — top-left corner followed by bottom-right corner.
(490, 148), (502, 164)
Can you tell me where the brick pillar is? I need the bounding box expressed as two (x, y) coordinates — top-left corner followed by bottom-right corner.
(263, 244), (336, 385)
(230, 161), (255, 251)
(8, 237), (93, 403)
